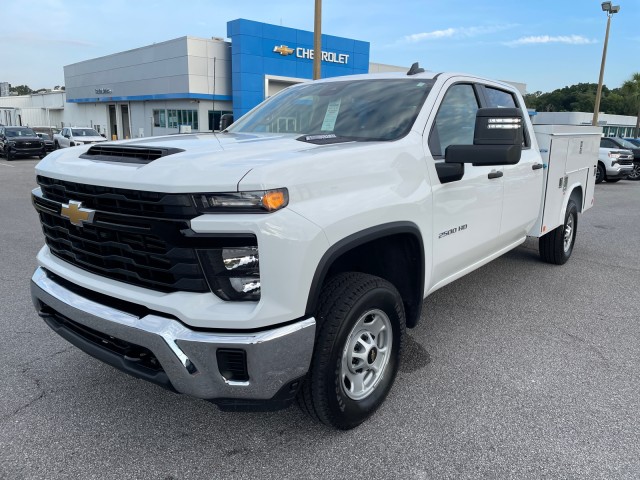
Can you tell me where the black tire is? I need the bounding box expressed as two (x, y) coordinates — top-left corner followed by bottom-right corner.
(54, 141), (60, 150)
(539, 199), (578, 265)
(595, 163), (605, 184)
(628, 162), (640, 181)
(6, 149), (13, 161)
(606, 178), (621, 183)
(298, 272), (405, 430)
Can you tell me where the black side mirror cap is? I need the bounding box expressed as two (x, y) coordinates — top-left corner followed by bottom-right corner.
(445, 144), (522, 166)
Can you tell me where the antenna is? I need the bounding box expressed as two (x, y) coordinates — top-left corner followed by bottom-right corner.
(407, 62), (425, 76)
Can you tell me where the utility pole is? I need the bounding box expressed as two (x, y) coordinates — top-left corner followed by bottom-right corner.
(593, 2), (620, 127)
(313, 0), (322, 80)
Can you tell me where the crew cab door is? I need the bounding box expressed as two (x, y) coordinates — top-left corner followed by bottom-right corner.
(59, 128), (70, 148)
(424, 82), (504, 287)
(479, 85), (543, 242)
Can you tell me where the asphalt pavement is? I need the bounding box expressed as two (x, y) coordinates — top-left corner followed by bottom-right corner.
(1, 157), (639, 479)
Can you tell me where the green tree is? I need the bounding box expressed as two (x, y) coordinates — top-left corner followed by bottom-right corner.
(621, 73), (640, 137)
(9, 85), (33, 95)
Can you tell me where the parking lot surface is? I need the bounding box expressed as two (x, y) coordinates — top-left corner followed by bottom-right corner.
(1, 157), (639, 479)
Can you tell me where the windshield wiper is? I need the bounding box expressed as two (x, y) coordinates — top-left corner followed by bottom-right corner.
(296, 133), (366, 145)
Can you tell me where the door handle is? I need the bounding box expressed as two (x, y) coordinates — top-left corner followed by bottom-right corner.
(488, 170), (503, 179)
(532, 163), (544, 170)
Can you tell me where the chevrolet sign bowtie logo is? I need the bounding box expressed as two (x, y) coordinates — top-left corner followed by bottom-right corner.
(61, 200), (95, 227)
(273, 45), (294, 56)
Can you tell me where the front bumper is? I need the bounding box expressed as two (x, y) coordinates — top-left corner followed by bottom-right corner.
(10, 146), (44, 157)
(31, 267), (316, 410)
(605, 165), (633, 180)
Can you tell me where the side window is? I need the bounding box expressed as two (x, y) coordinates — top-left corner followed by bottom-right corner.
(600, 138), (615, 148)
(429, 84), (479, 157)
(484, 87), (517, 108)
(485, 86), (529, 147)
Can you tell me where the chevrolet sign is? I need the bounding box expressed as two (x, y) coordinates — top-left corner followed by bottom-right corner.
(273, 45), (350, 65)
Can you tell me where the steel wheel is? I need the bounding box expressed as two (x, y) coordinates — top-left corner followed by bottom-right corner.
(341, 309), (393, 400)
(563, 213), (574, 253)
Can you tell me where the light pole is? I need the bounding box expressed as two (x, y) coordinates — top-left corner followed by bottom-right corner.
(592, 1), (620, 127)
(313, 0), (322, 80)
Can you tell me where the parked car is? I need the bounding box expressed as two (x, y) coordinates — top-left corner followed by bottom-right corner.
(32, 126), (61, 140)
(597, 138), (635, 183)
(53, 127), (106, 149)
(623, 138), (640, 147)
(601, 137), (640, 181)
(0, 126), (46, 160)
(35, 133), (55, 153)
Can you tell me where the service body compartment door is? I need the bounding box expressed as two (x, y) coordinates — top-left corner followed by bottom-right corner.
(540, 137), (570, 234)
(529, 125), (600, 237)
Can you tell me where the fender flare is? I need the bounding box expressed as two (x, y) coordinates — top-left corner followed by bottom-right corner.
(304, 221), (425, 326)
(560, 183), (583, 225)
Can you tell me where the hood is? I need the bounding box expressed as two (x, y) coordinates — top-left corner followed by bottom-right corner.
(35, 132), (325, 193)
(10, 135), (41, 141)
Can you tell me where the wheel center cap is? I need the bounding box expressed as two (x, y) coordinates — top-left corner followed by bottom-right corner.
(368, 347), (378, 364)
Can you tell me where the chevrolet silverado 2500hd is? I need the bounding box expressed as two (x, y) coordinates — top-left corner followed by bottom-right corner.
(30, 70), (600, 430)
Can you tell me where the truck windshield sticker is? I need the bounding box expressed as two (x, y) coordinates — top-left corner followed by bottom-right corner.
(321, 100), (341, 131)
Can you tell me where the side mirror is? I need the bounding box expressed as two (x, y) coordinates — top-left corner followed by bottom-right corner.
(219, 114), (234, 131)
(445, 108), (523, 166)
(64, 134), (70, 139)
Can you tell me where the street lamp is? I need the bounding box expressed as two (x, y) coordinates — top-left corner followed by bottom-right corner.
(592, 1), (620, 127)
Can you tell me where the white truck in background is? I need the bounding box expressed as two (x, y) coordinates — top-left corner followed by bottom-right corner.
(30, 68), (600, 430)
(53, 126), (106, 149)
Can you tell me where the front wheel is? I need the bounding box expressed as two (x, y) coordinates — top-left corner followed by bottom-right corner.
(298, 272), (405, 430)
(6, 149), (14, 161)
(539, 200), (578, 265)
(628, 162), (640, 181)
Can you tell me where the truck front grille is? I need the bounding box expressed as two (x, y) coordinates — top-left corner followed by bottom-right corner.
(37, 176), (198, 219)
(33, 178), (213, 293)
(34, 202), (209, 293)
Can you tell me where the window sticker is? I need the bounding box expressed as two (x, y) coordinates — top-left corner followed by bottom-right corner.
(321, 100), (342, 131)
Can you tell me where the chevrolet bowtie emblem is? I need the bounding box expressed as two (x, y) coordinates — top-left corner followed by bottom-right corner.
(61, 200), (95, 227)
(273, 45), (294, 56)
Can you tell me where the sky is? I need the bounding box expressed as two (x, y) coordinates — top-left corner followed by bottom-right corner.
(1, 0), (638, 94)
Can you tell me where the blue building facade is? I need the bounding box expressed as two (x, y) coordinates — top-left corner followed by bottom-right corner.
(227, 19), (370, 119)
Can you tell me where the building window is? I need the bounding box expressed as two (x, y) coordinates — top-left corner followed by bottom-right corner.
(153, 109), (166, 128)
(168, 109), (198, 130)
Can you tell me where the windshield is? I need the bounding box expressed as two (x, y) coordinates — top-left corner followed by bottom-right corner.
(37, 133), (51, 140)
(6, 128), (36, 137)
(617, 138), (638, 149)
(72, 128), (100, 137)
(228, 78), (435, 142)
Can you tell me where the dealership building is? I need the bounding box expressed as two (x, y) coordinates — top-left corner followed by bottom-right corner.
(1, 18), (533, 139)
(33, 19), (403, 140)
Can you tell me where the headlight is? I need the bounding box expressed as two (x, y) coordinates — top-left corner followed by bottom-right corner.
(197, 246), (260, 301)
(73, 141), (84, 146)
(193, 188), (288, 213)
(608, 152), (621, 158)
(8, 141), (15, 147)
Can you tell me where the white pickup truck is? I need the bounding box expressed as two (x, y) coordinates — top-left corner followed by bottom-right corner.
(30, 69), (600, 430)
(53, 126), (107, 149)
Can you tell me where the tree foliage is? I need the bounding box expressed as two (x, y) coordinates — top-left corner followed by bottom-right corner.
(9, 84), (34, 96)
(524, 74), (640, 123)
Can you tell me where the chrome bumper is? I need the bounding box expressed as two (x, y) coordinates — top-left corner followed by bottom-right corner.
(31, 267), (316, 403)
